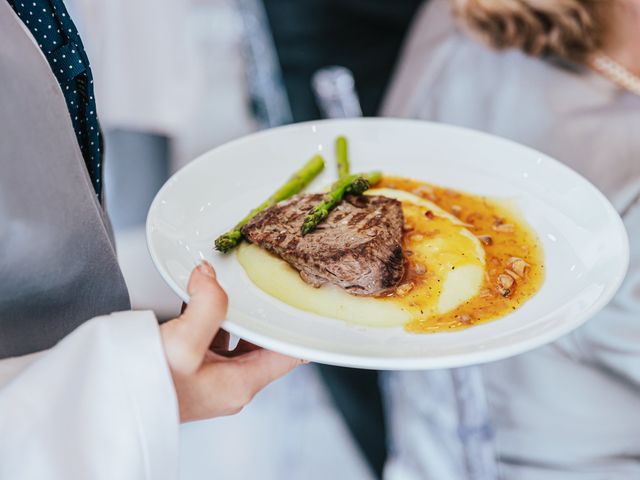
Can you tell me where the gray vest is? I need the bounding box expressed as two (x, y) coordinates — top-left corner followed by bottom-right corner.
(0, 3), (130, 358)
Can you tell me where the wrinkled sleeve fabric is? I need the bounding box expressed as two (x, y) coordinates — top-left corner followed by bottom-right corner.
(0, 311), (179, 480)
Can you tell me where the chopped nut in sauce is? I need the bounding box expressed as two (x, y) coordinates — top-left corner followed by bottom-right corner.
(493, 222), (515, 233)
(395, 282), (415, 296)
(508, 257), (529, 277)
(498, 273), (515, 289)
(478, 235), (493, 246)
(497, 273), (515, 297)
(413, 263), (427, 275)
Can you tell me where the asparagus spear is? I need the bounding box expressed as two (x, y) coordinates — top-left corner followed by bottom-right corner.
(215, 154), (325, 253)
(301, 170), (382, 235)
(336, 136), (349, 179)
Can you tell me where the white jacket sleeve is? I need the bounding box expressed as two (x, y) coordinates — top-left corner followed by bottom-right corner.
(0, 311), (179, 480)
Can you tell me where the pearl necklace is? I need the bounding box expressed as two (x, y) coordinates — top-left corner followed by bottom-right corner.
(589, 52), (640, 97)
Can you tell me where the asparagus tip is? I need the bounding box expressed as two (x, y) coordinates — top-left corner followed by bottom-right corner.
(214, 230), (243, 253)
(348, 177), (370, 194)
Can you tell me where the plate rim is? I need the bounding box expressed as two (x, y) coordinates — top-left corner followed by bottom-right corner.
(146, 118), (630, 370)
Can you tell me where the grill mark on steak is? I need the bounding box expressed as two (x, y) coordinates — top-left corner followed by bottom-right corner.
(241, 193), (405, 296)
(348, 211), (368, 226)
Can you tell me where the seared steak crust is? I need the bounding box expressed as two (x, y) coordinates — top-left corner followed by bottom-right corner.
(241, 194), (405, 296)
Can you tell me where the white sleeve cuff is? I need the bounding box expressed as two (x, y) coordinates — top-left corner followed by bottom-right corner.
(107, 310), (180, 480)
(0, 310), (180, 480)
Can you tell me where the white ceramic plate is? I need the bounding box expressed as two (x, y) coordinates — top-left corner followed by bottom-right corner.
(146, 119), (629, 370)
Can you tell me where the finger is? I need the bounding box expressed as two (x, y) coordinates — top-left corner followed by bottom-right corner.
(178, 261), (228, 358)
(210, 329), (231, 353)
(193, 350), (304, 418)
(229, 349), (303, 399)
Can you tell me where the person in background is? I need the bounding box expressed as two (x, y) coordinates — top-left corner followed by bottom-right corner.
(382, 0), (640, 478)
(0, 1), (300, 478)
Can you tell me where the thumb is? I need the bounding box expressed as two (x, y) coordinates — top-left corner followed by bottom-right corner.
(163, 261), (228, 373)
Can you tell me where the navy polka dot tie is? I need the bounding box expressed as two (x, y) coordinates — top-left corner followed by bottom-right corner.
(8, 0), (104, 201)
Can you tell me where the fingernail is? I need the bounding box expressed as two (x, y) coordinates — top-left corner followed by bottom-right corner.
(300, 359), (310, 365)
(198, 260), (216, 278)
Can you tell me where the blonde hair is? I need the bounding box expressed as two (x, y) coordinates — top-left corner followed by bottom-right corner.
(452, 0), (612, 64)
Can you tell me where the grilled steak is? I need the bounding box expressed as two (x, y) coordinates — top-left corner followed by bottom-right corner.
(241, 194), (405, 296)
